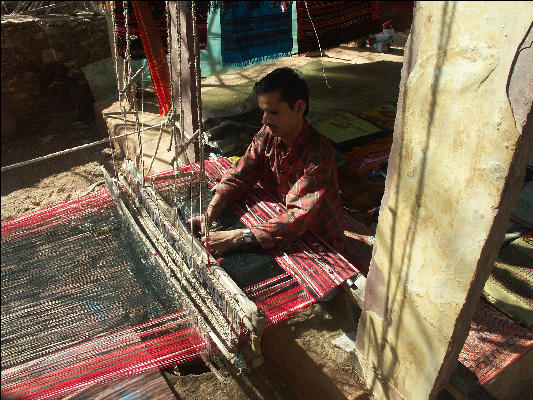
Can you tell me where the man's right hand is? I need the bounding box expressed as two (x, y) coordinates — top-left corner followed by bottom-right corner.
(188, 215), (207, 238)
(186, 193), (226, 238)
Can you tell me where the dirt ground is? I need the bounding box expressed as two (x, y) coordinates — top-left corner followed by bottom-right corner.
(0, 41), (405, 398)
(1, 110), (115, 221)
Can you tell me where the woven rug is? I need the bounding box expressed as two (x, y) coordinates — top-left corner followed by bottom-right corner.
(459, 298), (533, 385)
(482, 237), (533, 327)
(356, 107), (396, 132)
(342, 135), (393, 173)
(220, 1), (293, 67)
(296, 1), (381, 54)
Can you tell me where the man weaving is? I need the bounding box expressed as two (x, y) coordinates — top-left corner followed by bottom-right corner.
(190, 67), (344, 257)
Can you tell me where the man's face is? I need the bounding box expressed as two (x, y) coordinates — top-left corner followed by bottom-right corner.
(258, 91), (305, 143)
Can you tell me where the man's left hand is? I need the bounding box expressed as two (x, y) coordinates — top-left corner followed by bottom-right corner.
(202, 229), (242, 256)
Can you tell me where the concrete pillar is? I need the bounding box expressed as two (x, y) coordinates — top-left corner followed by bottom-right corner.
(355, 2), (533, 399)
(168, 1), (201, 163)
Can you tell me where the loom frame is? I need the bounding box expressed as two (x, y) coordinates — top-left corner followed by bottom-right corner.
(102, 160), (266, 371)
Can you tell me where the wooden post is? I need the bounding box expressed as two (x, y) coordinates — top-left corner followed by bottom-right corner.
(354, 3), (533, 399)
(168, 1), (201, 163)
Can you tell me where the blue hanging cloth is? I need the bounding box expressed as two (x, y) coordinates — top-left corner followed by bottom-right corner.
(220, 1), (293, 67)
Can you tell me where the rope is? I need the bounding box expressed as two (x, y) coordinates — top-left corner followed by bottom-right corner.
(166, 0), (176, 154)
(123, 1), (132, 158)
(167, 1), (181, 243)
(191, 1), (208, 240)
(1, 121), (171, 173)
(303, 1), (332, 89)
(109, 3), (121, 177)
(190, 0), (211, 275)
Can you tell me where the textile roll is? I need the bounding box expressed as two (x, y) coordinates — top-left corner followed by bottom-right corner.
(296, 1), (382, 54)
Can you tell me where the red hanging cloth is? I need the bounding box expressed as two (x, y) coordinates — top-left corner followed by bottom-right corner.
(132, 1), (172, 116)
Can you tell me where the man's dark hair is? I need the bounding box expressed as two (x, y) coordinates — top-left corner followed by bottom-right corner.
(253, 67), (309, 117)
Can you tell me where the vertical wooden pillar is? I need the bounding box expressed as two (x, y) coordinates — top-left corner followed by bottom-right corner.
(169, 1), (201, 163)
(354, 2), (533, 399)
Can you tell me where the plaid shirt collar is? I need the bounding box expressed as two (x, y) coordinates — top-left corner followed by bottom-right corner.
(275, 120), (311, 161)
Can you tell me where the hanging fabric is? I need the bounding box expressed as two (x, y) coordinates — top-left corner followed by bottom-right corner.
(220, 1), (293, 67)
(111, 1), (207, 60)
(296, 1), (382, 54)
(132, 1), (172, 115)
(112, 1), (168, 60)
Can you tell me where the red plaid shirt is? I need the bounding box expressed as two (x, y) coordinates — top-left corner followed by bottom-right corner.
(214, 121), (345, 250)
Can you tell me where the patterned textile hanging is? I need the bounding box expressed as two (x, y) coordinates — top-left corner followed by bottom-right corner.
(113, 1), (169, 59)
(220, 1), (293, 67)
(132, 1), (172, 115)
(296, 1), (382, 54)
(112, 1), (208, 60)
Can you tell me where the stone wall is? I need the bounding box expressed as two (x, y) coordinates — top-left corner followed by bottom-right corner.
(1, 13), (110, 140)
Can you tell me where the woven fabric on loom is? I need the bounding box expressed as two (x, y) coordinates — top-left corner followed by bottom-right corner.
(220, 1), (293, 66)
(1, 190), (209, 399)
(296, 1), (381, 54)
(2, 159), (360, 398)
(482, 237), (533, 327)
(459, 299), (533, 385)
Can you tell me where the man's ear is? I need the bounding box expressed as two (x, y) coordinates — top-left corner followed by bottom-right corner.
(296, 99), (306, 116)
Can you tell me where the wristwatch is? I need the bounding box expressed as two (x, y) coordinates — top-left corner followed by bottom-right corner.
(242, 228), (253, 243)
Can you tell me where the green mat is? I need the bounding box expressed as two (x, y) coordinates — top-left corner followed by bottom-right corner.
(482, 237), (533, 327)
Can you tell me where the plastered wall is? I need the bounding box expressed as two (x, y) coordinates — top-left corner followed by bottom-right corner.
(355, 2), (533, 399)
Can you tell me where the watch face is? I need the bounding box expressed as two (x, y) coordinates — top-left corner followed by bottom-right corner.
(243, 228), (252, 243)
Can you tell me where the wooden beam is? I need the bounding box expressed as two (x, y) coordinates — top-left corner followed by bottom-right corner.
(168, 1), (201, 163)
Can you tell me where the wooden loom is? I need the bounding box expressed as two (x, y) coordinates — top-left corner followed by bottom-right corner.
(102, 160), (266, 372)
(98, 1), (276, 372)
(101, 0), (368, 374)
